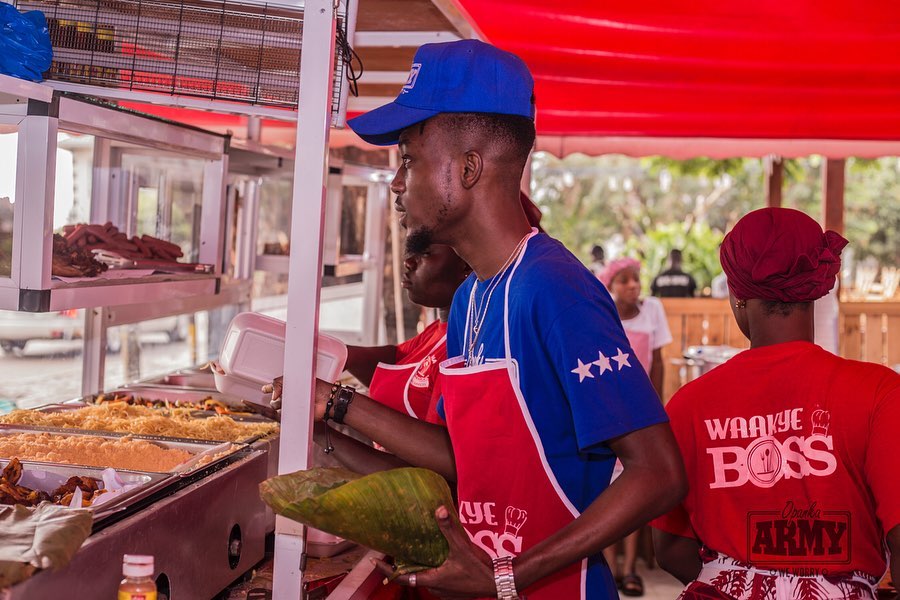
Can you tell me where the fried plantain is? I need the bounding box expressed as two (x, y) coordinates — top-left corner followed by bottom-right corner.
(1, 457), (23, 485)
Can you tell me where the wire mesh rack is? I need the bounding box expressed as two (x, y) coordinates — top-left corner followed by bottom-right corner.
(14, 0), (347, 114)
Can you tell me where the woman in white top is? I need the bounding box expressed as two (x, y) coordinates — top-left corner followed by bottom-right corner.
(598, 257), (673, 596)
(600, 257), (672, 396)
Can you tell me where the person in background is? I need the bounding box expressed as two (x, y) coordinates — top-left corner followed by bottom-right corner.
(346, 244), (468, 423)
(269, 244), (471, 473)
(652, 207), (900, 600)
(599, 257), (672, 397)
(273, 194), (544, 470)
(289, 39), (686, 600)
(652, 249), (697, 297)
(598, 257), (673, 596)
(589, 244), (606, 276)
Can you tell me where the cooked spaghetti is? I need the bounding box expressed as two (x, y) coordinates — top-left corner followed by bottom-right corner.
(0, 403), (278, 442)
(0, 432), (193, 472)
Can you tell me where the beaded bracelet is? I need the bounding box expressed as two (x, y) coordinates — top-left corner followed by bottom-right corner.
(322, 381), (341, 454)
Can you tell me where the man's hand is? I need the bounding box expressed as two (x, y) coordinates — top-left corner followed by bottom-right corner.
(373, 505), (496, 598)
(261, 376), (283, 410)
(263, 375), (456, 480)
(261, 376), (333, 420)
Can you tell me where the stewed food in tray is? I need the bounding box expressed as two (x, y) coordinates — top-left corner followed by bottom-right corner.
(0, 401), (278, 443)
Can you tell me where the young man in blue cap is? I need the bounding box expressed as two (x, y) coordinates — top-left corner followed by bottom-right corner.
(305, 39), (686, 599)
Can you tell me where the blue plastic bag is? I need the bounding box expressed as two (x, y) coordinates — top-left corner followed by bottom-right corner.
(0, 4), (52, 82)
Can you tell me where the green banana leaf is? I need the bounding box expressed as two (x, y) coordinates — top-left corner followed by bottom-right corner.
(260, 467), (458, 570)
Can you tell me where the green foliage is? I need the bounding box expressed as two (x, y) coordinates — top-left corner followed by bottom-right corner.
(533, 153), (900, 294)
(532, 153), (762, 292)
(644, 156), (746, 179)
(623, 222), (724, 292)
(844, 157), (900, 265)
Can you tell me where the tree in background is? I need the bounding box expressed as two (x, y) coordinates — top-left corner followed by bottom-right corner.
(531, 153), (900, 296)
(531, 153), (762, 293)
(844, 157), (900, 267)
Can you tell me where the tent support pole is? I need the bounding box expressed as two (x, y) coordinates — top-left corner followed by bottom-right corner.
(765, 155), (783, 208)
(822, 158), (845, 234)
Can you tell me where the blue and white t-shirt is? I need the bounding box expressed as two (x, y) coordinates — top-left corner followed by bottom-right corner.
(441, 233), (667, 596)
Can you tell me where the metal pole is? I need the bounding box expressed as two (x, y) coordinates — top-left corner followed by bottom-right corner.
(272, 0), (337, 597)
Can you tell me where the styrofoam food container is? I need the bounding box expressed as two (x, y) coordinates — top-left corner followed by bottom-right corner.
(215, 312), (348, 405)
(306, 527), (356, 557)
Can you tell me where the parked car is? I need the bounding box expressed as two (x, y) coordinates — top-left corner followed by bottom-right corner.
(0, 309), (189, 355)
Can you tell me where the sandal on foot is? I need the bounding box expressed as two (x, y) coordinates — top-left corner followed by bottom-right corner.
(621, 573), (644, 597)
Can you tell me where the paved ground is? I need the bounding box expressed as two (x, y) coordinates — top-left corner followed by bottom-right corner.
(638, 561), (686, 599)
(0, 333), (191, 410)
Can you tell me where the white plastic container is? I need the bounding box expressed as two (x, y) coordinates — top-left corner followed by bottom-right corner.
(215, 312), (348, 405)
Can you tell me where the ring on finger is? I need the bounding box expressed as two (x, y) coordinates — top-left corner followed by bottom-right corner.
(408, 573), (416, 587)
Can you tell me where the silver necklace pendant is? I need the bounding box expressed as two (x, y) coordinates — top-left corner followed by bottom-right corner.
(465, 230), (533, 366)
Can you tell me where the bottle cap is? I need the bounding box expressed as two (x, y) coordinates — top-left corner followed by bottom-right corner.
(122, 554), (154, 578)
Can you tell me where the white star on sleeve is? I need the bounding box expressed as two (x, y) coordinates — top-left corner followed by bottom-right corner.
(570, 358), (595, 383)
(612, 347), (631, 370)
(593, 351), (612, 375)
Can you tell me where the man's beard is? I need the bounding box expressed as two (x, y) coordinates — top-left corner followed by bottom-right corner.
(405, 227), (434, 254)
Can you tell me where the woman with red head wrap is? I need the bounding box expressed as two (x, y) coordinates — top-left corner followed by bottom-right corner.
(652, 208), (900, 600)
(721, 207), (847, 305)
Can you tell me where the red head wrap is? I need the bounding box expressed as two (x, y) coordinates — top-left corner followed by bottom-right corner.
(598, 257), (641, 289)
(720, 208), (848, 303)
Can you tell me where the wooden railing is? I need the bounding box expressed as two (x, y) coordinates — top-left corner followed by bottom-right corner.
(658, 298), (749, 402)
(656, 298), (900, 402)
(839, 302), (900, 366)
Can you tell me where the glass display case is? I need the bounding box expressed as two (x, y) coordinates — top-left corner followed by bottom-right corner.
(0, 127), (16, 280)
(0, 73), (254, 402)
(0, 77), (229, 313)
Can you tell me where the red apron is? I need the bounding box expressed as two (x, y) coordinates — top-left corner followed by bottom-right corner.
(368, 333), (446, 420)
(439, 249), (586, 599)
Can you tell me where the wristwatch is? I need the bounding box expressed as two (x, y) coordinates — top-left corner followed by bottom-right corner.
(492, 556), (520, 599)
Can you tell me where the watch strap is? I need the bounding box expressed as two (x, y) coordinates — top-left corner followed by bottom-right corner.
(492, 555), (519, 599)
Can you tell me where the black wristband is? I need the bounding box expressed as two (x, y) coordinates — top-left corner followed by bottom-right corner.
(331, 385), (355, 424)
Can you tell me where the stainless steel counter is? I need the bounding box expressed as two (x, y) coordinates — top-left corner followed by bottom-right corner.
(9, 449), (271, 599)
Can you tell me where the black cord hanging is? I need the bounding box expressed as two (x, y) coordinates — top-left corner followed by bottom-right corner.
(335, 24), (363, 97)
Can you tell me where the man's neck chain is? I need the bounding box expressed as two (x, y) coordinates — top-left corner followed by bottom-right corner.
(466, 231), (533, 365)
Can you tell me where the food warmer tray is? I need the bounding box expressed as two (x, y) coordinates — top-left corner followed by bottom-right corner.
(8, 449), (270, 600)
(72, 385), (275, 423)
(0, 424), (247, 476)
(0, 458), (172, 526)
(35, 402), (277, 445)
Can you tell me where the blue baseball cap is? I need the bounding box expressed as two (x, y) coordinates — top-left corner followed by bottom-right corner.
(347, 39), (535, 146)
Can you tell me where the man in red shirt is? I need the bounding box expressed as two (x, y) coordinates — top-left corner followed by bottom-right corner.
(652, 207), (900, 599)
(269, 244), (468, 472)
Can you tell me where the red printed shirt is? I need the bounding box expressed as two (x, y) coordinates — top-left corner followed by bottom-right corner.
(653, 341), (900, 578)
(394, 320), (447, 425)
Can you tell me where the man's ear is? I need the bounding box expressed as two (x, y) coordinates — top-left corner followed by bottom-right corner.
(461, 150), (483, 190)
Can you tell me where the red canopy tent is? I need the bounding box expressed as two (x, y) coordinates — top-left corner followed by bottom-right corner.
(121, 1), (900, 157)
(455, 0), (900, 141)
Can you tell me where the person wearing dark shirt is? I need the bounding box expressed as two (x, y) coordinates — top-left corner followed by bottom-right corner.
(589, 244), (606, 276)
(651, 249), (697, 297)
